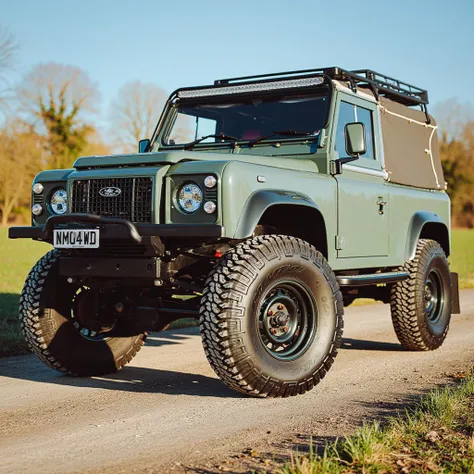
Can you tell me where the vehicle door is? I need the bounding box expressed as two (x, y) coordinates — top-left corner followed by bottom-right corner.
(333, 93), (389, 258)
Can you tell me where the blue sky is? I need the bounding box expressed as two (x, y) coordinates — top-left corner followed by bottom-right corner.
(3, 0), (474, 130)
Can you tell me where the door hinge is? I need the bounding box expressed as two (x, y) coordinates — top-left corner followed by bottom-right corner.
(336, 235), (345, 250)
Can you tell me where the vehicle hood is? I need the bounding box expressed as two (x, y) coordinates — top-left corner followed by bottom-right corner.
(73, 151), (318, 173)
(73, 151), (223, 169)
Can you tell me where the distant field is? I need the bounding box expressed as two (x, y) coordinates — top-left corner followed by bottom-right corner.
(0, 227), (473, 356)
(451, 228), (474, 289)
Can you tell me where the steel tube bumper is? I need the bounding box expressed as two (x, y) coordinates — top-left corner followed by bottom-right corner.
(8, 213), (224, 241)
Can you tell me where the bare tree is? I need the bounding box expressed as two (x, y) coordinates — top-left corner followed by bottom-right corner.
(109, 81), (166, 152)
(0, 27), (18, 115)
(17, 63), (100, 168)
(81, 129), (112, 157)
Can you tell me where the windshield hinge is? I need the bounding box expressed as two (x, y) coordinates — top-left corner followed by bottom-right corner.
(318, 129), (327, 148)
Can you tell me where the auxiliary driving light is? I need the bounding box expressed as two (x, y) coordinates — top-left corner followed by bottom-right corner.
(32, 204), (43, 216)
(32, 183), (44, 194)
(204, 201), (217, 214)
(204, 175), (217, 188)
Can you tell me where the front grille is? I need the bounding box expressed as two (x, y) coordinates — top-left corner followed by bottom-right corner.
(71, 177), (153, 223)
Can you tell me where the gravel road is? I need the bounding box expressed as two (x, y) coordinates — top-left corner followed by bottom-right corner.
(1, 290), (473, 474)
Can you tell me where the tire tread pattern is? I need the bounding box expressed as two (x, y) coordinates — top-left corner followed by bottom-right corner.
(390, 239), (450, 351)
(19, 250), (146, 375)
(199, 235), (344, 398)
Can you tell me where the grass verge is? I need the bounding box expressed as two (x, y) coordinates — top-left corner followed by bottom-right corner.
(279, 373), (474, 474)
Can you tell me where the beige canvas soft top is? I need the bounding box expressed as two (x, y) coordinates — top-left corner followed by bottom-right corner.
(379, 97), (444, 190)
(336, 79), (445, 190)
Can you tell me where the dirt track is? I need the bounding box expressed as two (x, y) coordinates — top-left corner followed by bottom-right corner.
(1, 290), (473, 474)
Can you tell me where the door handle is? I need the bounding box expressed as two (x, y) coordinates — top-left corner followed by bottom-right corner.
(377, 200), (387, 215)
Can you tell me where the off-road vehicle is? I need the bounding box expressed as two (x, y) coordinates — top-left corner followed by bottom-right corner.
(10, 67), (461, 397)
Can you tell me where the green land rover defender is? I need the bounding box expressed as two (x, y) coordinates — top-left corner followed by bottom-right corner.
(10, 67), (461, 397)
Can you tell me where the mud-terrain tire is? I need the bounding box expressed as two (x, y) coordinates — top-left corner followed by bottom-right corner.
(390, 239), (452, 351)
(19, 250), (146, 376)
(199, 235), (344, 398)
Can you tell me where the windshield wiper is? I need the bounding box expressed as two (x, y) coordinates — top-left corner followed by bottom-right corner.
(184, 133), (239, 150)
(248, 130), (318, 147)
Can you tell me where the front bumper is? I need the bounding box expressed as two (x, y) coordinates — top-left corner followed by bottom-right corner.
(8, 213), (224, 242)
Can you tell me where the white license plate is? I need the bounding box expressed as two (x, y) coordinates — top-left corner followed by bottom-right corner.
(53, 229), (100, 249)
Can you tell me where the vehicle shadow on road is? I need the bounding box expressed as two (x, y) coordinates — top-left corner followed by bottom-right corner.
(341, 338), (404, 352)
(1, 361), (243, 397)
(0, 324), (245, 397)
(145, 327), (200, 347)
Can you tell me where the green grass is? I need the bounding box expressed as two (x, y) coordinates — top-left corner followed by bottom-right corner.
(278, 372), (474, 473)
(0, 228), (49, 356)
(0, 228), (473, 357)
(451, 228), (474, 289)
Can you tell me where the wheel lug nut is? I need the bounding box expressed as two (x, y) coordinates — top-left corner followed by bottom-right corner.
(268, 310), (274, 316)
(277, 304), (284, 310)
(270, 328), (277, 335)
(282, 326), (288, 333)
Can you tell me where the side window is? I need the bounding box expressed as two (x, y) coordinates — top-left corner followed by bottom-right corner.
(335, 101), (376, 160)
(335, 101), (355, 157)
(355, 106), (375, 160)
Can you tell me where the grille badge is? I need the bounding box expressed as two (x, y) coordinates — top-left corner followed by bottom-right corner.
(99, 187), (122, 197)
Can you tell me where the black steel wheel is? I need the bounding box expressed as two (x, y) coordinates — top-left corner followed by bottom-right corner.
(391, 239), (452, 351)
(258, 280), (317, 361)
(200, 235), (344, 398)
(424, 269), (445, 325)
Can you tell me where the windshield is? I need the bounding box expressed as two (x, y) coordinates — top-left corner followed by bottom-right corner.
(161, 91), (330, 147)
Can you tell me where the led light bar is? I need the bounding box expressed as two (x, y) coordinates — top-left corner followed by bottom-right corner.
(177, 76), (325, 99)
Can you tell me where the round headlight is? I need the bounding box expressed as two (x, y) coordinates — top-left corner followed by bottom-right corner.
(177, 182), (203, 214)
(32, 183), (44, 194)
(50, 188), (68, 215)
(32, 204), (43, 216)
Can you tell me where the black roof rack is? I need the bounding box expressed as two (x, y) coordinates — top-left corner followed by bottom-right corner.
(214, 66), (428, 107)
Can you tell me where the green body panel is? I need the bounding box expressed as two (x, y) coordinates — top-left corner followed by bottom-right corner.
(32, 169), (75, 225)
(220, 159), (335, 250)
(34, 169), (75, 182)
(74, 150), (320, 173)
(74, 151), (231, 169)
(29, 78), (451, 273)
(389, 185), (450, 260)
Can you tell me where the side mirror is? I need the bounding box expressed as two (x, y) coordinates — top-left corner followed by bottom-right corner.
(331, 122), (367, 175)
(345, 122), (366, 157)
(138, 138), (150, 153)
